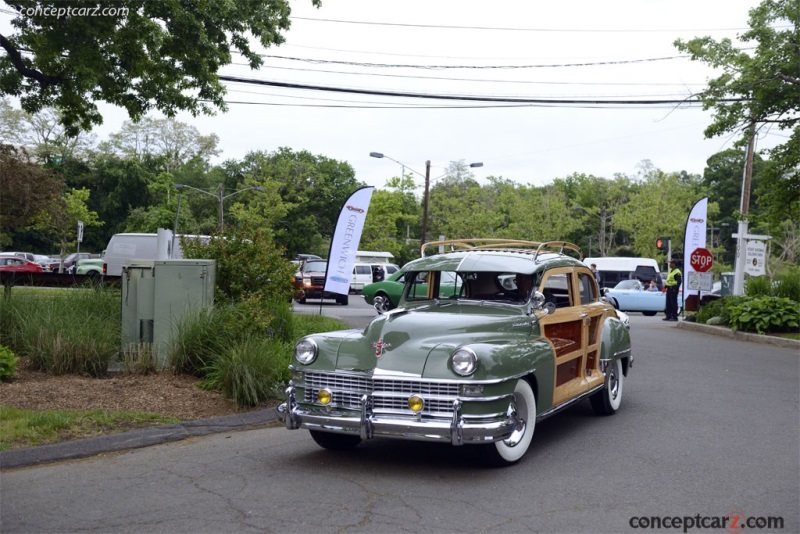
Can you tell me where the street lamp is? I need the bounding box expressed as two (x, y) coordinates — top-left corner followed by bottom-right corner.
(370, 152), (483, 246)
(174, 183), (265, 233)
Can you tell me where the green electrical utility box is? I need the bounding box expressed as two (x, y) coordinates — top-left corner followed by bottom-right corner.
(121, 259), (216, 368)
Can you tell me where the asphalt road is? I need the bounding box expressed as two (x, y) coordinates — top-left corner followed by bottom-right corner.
(1, 300), (798, 533)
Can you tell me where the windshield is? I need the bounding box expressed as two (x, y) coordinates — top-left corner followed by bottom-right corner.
(615, 280), (642, 290)
(303, 260), (328, 272)
(405, 271), (534, 304)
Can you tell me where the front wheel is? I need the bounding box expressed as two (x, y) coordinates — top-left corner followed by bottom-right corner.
(483, 378), (536, 467)
(309, 430), (361, 450)
(590, 359), (624, 415)
(337, 295), (349, 306)
(642, 310), (657, 316)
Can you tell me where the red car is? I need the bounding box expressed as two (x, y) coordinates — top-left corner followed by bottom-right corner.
(0, 256), (44, 272)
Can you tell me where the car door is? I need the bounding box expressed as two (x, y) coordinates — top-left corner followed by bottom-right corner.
(537, 267), (604, 407)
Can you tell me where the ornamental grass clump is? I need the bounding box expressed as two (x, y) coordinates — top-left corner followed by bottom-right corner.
(0, 287), (120, 376)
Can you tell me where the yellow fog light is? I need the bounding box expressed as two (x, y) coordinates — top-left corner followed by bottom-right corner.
(408, 395), (425, 413)
(317, 388), (332, 405)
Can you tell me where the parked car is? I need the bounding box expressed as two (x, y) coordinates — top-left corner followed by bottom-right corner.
(32, 254), (51, 271)
(295, 259), (348, 305)
(603, 279), (683, 316)
(0, 251), (36, 262)
(363, 269), (460, 314)
(73, 258), (105, 276)
(0, 256), (44, 273)
(48, 252), (99, 273)
(279, 239), (633, 466)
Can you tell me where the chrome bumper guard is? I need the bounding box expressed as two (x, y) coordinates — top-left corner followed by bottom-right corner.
(277, 385), (514, 446)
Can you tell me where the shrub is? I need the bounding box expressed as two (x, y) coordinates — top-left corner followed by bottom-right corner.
(200, 337), (293, 406)
(773, 269), (800, 302)
(0, 345), (18, 382)
(745, 276), (773, 297)
(727, 296), (800, 335)
(696, 298), (726, 324)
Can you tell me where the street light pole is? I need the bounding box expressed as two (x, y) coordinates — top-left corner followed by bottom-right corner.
(174, 183), (265, 234)
(371, 152), (483, 246)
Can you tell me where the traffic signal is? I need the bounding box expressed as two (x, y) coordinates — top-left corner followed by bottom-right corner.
(656, 237), (670, 251)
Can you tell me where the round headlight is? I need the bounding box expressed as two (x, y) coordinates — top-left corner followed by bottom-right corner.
(451, 347), (478, 376)
(295, 338), (318, 364)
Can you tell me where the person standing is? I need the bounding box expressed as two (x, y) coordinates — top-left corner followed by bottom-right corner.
(590, 263), (601, 286)
(663, 259), (682, 321)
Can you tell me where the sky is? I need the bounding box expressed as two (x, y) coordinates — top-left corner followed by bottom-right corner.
(0, 0), (782, 190)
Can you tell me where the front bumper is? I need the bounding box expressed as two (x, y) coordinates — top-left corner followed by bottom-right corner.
(301, 288), (343, 300)
(277, 385), (517, 446)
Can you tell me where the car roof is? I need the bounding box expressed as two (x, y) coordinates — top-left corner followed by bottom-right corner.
(406, 240), (584, 275)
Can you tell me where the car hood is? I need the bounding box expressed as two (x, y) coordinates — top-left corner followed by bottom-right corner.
(323, 303), (534, 379)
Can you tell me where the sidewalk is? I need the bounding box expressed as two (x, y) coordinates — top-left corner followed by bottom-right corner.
(675, 320), (800, 350)
(2, 322), (797, 470)
(1, 407), (281, 470)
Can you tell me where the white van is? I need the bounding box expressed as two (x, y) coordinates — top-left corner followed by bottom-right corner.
(583, 257), (662, 290)
(350, 262), (401, 293)
(104, 229), (211, 276)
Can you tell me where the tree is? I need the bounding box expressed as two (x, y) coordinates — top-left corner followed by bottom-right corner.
(0, 98), (96, 163)
(100, 117), (220, 172)
(0, 144), (63, 247)
(31, 187), (103, 268)
(0, 0), (321, 136)
(674, 0), (799, 227)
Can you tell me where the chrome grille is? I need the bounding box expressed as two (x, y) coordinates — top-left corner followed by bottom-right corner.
(302, 371), (459, 415)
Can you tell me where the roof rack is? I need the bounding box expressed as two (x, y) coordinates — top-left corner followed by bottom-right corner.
(421, 239), (583, 261)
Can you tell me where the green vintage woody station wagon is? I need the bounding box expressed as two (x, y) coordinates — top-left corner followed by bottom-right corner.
(278, 239), (633, 466)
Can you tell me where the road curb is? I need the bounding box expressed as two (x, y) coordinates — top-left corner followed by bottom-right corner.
(675, 321), (800, 350)
(0, 408), (280, 470)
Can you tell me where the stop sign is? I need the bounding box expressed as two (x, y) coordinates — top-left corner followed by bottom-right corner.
(690, 247), (713, 272)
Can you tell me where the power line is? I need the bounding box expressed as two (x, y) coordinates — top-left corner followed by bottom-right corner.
(218, 74), (738, 106)
(290, 17), (750, 33)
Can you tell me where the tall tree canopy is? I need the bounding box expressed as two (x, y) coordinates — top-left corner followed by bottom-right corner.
(0, 0), (320, 135)
(674, 0), (799, 226)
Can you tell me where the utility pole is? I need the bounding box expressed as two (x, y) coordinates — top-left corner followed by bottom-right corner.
(217, 183), (224, 233)
(421, 160), (431, 246)
(733, 122), (756, 296)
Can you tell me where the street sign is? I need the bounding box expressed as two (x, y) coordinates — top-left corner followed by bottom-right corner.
(687, 271), (714, 291)
(77, 221), (84, 243)
(744, 240), (766, 276)
(689, 247), (713, 272)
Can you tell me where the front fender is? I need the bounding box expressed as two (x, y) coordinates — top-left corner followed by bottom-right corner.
(600, 316), (632, 375)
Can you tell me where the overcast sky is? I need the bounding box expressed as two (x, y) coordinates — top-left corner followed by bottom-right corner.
(1, 0), (782, 189)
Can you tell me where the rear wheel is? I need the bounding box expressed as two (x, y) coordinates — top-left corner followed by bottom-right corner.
(642, 311), (657, 316)
(309, 430), (361, 450)
(483, 378), (536, 467)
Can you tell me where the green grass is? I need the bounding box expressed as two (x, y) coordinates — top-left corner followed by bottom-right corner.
(0, 406), (179, 451)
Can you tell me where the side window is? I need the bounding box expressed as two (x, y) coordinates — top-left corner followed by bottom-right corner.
(436, 271), (462, 299)
(407, 272), (430, 300)
(541, 273), (573, 308)
(578, 272), (596, 304)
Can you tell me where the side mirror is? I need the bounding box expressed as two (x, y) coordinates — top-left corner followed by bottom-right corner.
(532, 291), (556, 316)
